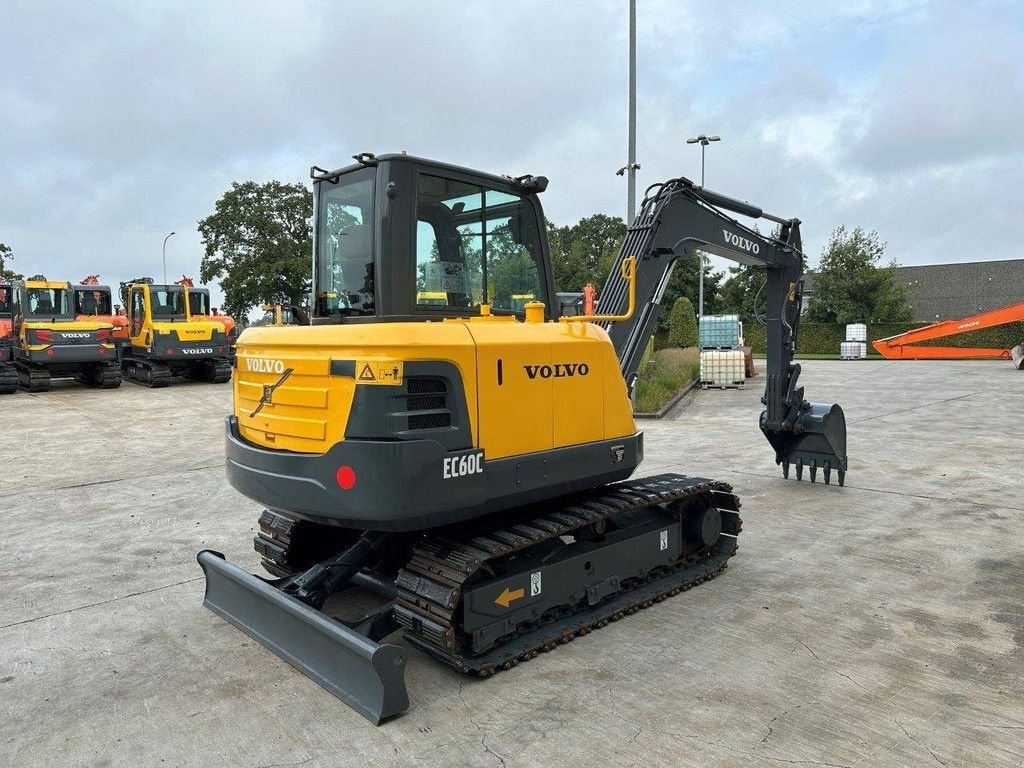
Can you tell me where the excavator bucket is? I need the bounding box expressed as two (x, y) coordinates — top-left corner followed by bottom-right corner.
(1012, 344), (1024, 370)
(761, 402), (848, 486)
(197, 550), (409, 724)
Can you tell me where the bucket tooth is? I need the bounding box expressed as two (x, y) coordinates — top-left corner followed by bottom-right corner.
(782, 460), (790, 479)
(197, 550), (409, 724)
(795, 457), (803, 481)
(823, 463), (832, 485)
(838, 469), (845, 487)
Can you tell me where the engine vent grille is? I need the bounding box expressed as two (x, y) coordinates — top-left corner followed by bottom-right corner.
(402, 377), (452, 431)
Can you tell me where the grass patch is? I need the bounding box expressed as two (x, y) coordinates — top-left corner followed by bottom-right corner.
(634, 347), (700, 414)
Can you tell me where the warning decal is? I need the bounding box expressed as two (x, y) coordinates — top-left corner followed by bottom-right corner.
(355, 360), (404, 386)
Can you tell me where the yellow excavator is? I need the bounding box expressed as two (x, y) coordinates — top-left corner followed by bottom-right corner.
(6, 279), (120, 391)
(198, 153), (848, 723)
(119, 277), (232, 387)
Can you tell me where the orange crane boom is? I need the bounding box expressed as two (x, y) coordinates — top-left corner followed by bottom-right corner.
(872, 301), (1024, 364)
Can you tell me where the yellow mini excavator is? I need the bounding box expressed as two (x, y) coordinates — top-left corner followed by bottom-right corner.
(119, 278), (232, 387)
(7, 279), (121, 391)
(198, 153), (848, 723)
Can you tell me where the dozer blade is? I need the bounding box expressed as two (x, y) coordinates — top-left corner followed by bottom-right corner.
(761, 402), (848, 485)
(197, 550), (409, 724)
(1012, 344), (1024, 370)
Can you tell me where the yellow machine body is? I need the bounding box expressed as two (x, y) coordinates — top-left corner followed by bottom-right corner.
(234, 316), (636, 459)
(124, 282), (227, 351)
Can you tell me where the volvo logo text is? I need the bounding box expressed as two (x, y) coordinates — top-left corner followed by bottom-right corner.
(245, 358), (286, 374)
(180, 348), (214, 355)
(523, 363), (590, 379)
(60, 332), (91, 339)
(723, 229), (760, 254)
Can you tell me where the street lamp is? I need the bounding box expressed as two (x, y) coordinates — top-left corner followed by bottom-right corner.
(617, 162), (642, 222)
(162, 232), (176, 284)
(685, 134), (721, 315)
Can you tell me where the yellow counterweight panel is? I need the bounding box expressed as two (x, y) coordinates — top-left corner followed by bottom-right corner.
(234, 323), (479, 454)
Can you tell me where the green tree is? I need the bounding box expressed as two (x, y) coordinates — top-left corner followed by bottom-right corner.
(718, 264), (764, 322)
(0, 243), (24, 281)
(658, 254), (723, 327)
(547, 214), (626, 292)
(807, 226), (912, 324)
(198, 181), (312, 319)
(668, 296), (698, 347)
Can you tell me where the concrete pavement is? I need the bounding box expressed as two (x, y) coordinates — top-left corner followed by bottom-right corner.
(1, 360), (1021, 767)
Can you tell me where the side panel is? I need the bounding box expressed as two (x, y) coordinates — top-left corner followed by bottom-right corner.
(548, 323), (610, 449)
(467, 322), (554, 460)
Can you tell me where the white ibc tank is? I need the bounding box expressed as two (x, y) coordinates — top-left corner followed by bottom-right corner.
(700, 349), (746, 386)
(845, 323), (868, 342)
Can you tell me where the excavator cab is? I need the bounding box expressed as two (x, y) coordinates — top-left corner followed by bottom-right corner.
(72, 279), (129, 355)
(310, 154), (554, 323)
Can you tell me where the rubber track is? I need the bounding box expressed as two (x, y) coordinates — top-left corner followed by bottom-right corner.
(122, 359), (171, 388)
(184, 358), (232, 384)
(0, 363), (17, 395)
(17, 364), (50, 392)
(78, 363), (122, 389)
(394, 473), (741, 676)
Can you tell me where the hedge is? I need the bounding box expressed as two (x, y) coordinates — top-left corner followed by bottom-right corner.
(742, 321), (1024, 355)
(668, 297), (698, 347)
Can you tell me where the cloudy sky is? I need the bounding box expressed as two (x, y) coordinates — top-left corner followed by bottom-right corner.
(2, 0), (1021, 307)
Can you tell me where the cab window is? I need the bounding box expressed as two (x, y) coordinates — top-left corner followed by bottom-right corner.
(27, 287), (71, 317)
(75, 289), (112, 315)
(415, 174), (545, 313)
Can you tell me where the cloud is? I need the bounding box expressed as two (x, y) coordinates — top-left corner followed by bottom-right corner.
(0, 0), (1020, 306)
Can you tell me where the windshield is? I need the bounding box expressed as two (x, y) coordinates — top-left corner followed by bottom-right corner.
(415, 174), (545, 313)
(316, 167), (376, 317)
(0, 285), (10, 317)
(150, 287), (187, 318)
(186, 289), (210, 316)
(75, 288), (112, 316)
(27, 287), (72, 317)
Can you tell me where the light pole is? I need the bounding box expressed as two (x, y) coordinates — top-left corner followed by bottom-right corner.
(626, 0), (637, 223)
(162, 231), (176, 284)
(685, 134), (720, 316)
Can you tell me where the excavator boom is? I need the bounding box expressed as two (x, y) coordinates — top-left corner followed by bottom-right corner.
(600, 177), (848, 484)
(873, 301), (1024, 364)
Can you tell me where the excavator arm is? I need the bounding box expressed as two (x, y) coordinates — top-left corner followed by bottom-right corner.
(872, 302), (1024, 365)
(598, 177), (848, 484)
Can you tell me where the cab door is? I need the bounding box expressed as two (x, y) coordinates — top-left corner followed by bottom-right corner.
(129, 286), (147, 342)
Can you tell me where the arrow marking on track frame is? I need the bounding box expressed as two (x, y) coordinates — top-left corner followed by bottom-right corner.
(494, 586), (525, 608)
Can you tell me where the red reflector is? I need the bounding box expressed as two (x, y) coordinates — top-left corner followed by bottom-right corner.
(96, 330), (110, 342)
(336, 465), (356, 490)
(217, 347), (224, 353)
(166, 349), (174, 355)
(98, 347), (106, 355)
(46, 349), (54, 356)
(37, 330), (53, 342)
